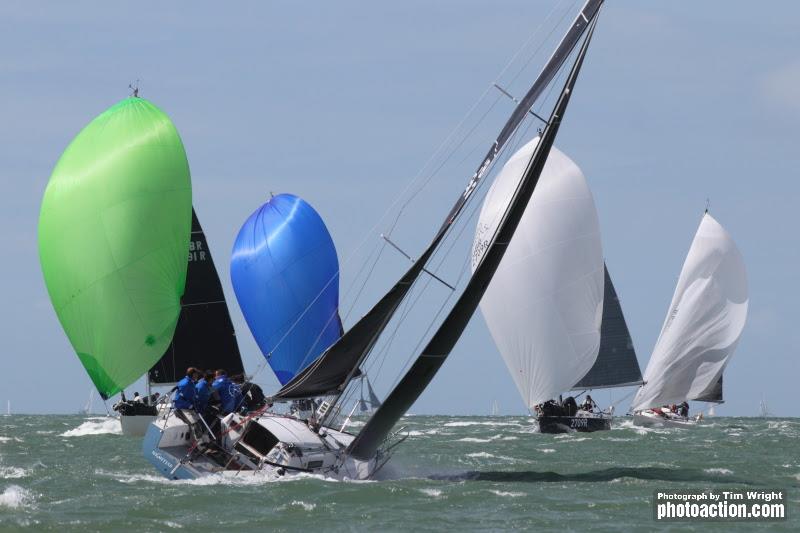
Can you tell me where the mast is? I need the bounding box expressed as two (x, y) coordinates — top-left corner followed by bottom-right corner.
(272, 0), (605, 404)
(348, 13), (601, 460)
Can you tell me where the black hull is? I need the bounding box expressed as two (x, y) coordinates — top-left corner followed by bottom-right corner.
(537, 415), (611, 433)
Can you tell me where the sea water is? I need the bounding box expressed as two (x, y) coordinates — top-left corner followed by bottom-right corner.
(0, 415), (797, 531)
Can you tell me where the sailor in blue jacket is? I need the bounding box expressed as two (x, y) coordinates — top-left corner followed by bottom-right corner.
(174, 367), (200, 409)
(194, 371), (214, 414)
(212, 369), (243, 415)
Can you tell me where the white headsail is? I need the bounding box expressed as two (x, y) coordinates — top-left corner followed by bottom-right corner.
(632, 213), (748, 411)
(472, 138), (605, 409)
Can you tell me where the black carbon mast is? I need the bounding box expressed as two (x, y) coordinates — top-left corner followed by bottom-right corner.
(348, 12), (601, 460)
(272, 0), (605, 403)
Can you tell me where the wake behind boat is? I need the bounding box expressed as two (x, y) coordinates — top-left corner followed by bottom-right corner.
(143, 0), (604, 480)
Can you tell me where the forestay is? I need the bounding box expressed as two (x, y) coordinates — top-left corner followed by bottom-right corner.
(473, 140), (604, 409)
(632, 213), (748, 411)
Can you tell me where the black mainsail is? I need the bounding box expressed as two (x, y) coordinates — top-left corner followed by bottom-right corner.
(572, 265), (643, 390)
(148, 209), (244, 384)
(348, 13), (600, 460)
(273, 0), (605, 402)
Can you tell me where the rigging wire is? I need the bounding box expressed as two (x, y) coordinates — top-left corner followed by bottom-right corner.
(250, 0), (579, 396)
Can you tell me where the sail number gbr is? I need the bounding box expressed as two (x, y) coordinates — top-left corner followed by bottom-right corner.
(189, 240), (207, 262)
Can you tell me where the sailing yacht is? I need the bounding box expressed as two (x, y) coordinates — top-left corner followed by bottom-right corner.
(143, 0), (603, 480)
(473, 139), (642, 433)
(632, 212), (748, 428)
(114, 208), (246, 436)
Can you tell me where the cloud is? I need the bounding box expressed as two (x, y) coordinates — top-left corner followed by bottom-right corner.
(760, 62), (800, 116)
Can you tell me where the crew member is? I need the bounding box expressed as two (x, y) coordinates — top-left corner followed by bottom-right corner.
(581, 395), (597, 413)
(174, 367), (200, 409)
(212, 369), (242, 415)
(195, 371), (214, 414)
(232, 374), (266, 412)
(678, 401), (689, 417)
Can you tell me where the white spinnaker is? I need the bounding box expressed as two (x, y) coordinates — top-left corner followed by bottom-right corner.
(632, 213), (748, 411)
(472, 138), (604, 410)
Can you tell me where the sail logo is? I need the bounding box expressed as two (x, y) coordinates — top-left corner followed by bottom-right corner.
(188, 240), (207, 262)
(471, 223), (491, 269)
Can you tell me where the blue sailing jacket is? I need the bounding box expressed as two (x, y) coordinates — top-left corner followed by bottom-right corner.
(174, 375), (196, 409)
(212, 376), (242, 414)
(194, 379), (212, 412)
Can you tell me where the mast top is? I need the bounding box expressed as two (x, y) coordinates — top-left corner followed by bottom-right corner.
(129, 80), (140, 98)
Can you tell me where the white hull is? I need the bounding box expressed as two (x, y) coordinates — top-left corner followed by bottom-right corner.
(120, 414), (157, 437)
(143, 410), (386, 481)
(632, 410), (698, 429)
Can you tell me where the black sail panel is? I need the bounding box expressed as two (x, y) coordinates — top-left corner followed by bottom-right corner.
(347, 16), (599, 460)
(149, 209), (244, 384)
(273, 0), (604, 401)
(691, 374), (723, 403)
(572, 265), (643, 389)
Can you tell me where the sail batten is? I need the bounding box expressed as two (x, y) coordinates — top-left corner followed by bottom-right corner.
(348, 13), (600, 460)
(273, 0), (605, 402)
(632, 214), (748, 411)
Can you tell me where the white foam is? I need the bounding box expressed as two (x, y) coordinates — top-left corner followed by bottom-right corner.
(489, 490), (525, 498)
(0, 466), (27, 479)
(455, 434), (503, 443)
(419, 488), (443, 497)
(704, 468), (733, 475)
(0, 485), (34, 509)
(466, 452), (495, 459)
(539, 448), (556, 453)
(289, 500), (316, 511)
(443, 421), (519, 428)
(0, 437), (11, 443)
(60, 418), (121, 437)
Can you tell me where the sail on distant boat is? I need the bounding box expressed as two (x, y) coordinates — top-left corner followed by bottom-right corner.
(231, 194), (343, 386)
(473, 139), (605, 410)
(632, 213), (748, 427)
(39, 97), (193, 400)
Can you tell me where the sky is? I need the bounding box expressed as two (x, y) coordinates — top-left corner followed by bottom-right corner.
(1, 1), (797, 416)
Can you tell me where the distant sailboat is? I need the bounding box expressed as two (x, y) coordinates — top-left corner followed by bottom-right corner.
(490, 400), (499, 416)
(759, 396), (772, 418)
(632, 212), (748, 428)
(5, 400), (9, 416)
(79, 389), (95, 416)
(474, 140), (642, 433)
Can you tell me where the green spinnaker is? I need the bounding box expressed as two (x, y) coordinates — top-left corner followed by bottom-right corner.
(38, 97), (192, 399)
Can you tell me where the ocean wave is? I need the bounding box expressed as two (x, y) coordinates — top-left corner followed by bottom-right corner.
(539, 448), (556, 453)
(489, 489), (525, 497)
(443, 421), (520, 428)
(0, 466), (27, 479)
(418, 488), (443, 497)
(60, 418), (121, 437)
(703, 468), (733, 475)
(0, 485), (34, 509)
(455, 434), (503, 443)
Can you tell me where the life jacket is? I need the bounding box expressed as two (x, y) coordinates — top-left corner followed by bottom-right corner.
(195, 380), (212, 412)
(174, 376), (196, 409)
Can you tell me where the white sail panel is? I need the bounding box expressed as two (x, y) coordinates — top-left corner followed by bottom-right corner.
(472, 138), (604, 409)
(632, 213), (748, 411)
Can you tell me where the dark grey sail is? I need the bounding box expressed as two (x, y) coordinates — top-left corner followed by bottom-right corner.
(148, 209), (244, 384)
(348, 13), (600, 460)
(572, 265), (643, 390)
(691, 375), (723, 403)
(273, 0), (605, 402)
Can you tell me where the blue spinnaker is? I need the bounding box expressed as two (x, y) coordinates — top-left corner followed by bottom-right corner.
(231, 194), (343, 385)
